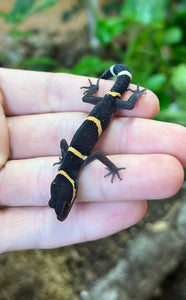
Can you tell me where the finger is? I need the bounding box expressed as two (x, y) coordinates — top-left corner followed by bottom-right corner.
(0, 200), (146, 253)
(0, 68), (159, 117)
(99, 118), (186, 166)
(8, 113), (186, 166)
(0, 90), (9, 168)
(0, 154), (183, 206)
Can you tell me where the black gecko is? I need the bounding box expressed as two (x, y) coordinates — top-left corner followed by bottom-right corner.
(49, 64), (147, 221)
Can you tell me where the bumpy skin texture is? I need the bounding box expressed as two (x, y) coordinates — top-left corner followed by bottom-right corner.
(49, 64), (147, 221)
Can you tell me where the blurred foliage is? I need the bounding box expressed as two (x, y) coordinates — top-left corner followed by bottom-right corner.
(19, 56), (57, 71)
(57, 55), (115, 77)
(62, 0), (186, 124)
(0, 0), (186, 124)
(0, 0), (60, 26)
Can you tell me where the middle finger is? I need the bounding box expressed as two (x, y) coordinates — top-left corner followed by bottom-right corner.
(8, 113), (186, 166)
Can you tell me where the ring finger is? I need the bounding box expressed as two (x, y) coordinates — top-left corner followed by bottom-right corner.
(0, 154), (183, 207)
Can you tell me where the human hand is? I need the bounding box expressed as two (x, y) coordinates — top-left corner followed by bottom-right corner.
(0, 68), (185, 253)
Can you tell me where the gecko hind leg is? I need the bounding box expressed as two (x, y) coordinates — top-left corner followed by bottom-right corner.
(53, 139), (69, 169)
(82, 151), (125, 183)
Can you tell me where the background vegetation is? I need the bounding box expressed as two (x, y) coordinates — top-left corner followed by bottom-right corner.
(0, 0), (186, 124)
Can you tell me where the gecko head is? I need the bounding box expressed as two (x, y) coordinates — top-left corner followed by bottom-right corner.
(49, 174), (78, 222)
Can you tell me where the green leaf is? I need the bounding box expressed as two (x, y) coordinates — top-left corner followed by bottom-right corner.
(3, 0), (59, 25)
(5, 0), (35, 25)
(144, 73), (167, 91)
(20, 56), (57, 71)
(122, 0), (166, 25)
(164, 26), (183, 44)
(175, 94), (186, 110)
(10, 28), (32, 38)
(32, 0), (59, 13)
(62, 11), (71, 22)
(170, 64), (186, 94)
(96, 17), (126, 44)
(0, 11), (8, 19)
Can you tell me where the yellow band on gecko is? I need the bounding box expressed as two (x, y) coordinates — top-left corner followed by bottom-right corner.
(106, 91), (121, 97)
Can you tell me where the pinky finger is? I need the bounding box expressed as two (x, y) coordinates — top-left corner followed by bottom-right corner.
(0, 200), (146, 253)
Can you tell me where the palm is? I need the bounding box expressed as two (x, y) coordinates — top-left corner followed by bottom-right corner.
(0, 68), (185, 253)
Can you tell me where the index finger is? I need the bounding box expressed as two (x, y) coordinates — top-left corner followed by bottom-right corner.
(0, 68), (159, 117)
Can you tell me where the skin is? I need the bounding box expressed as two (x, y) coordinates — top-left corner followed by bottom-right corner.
(0, 68), (185, 253)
